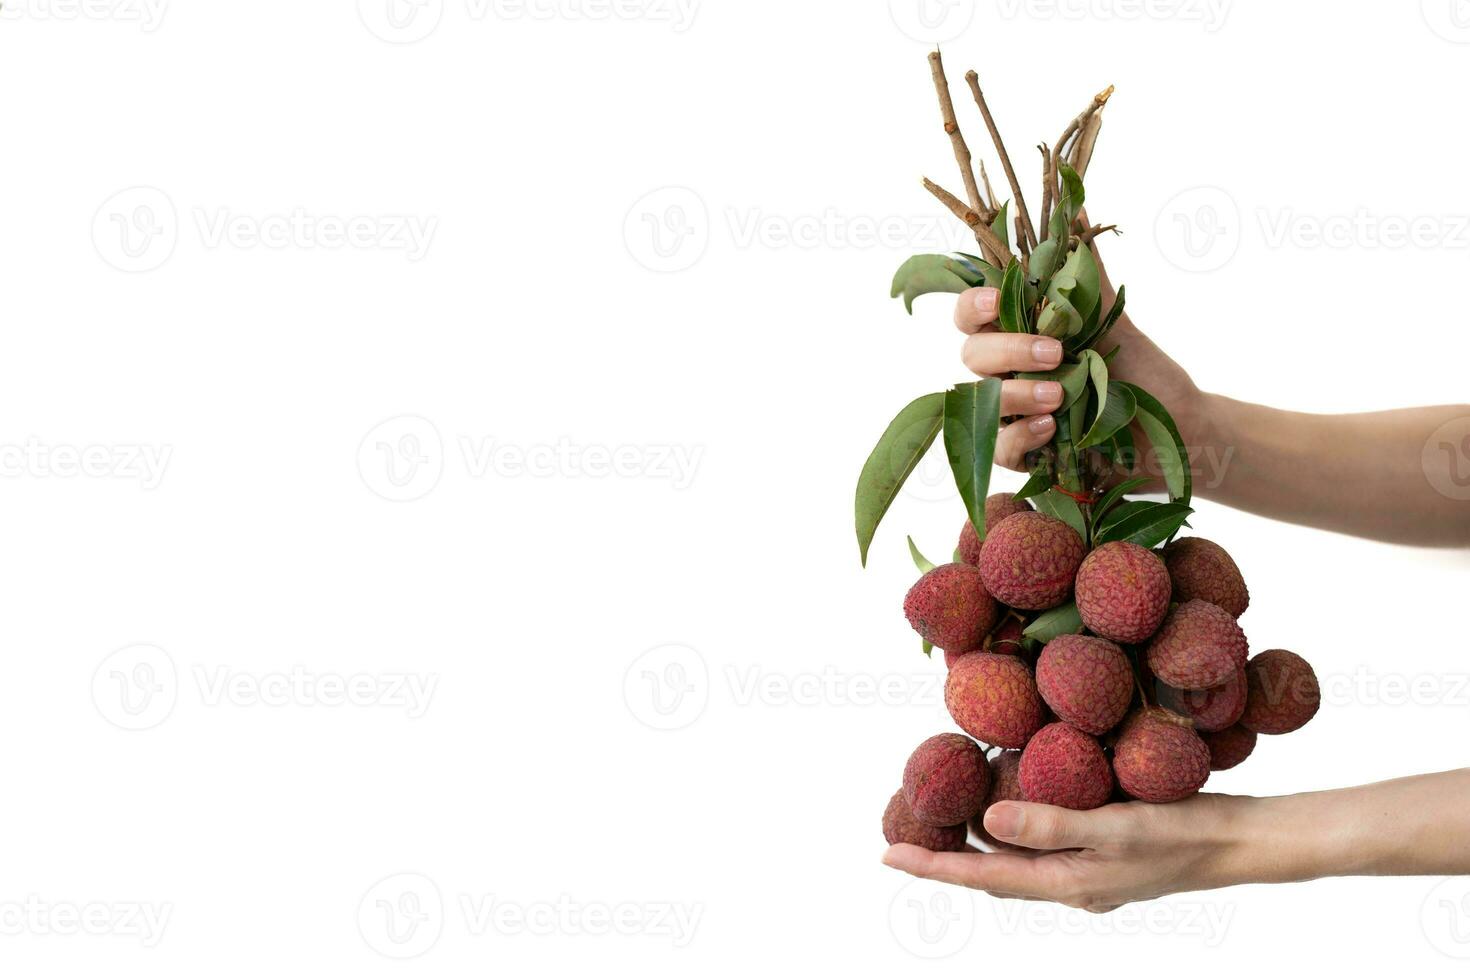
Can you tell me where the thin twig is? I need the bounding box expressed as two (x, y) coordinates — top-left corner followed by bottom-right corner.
(1047, 85), (1114, 223)
(1078, 224), (1119, 245)
(921, 177), (1013, 267)
(1068, 108), (1105, 181)
(1038, 144), (1053, 237)
(1015, 216), (1031, 261)
(978, 160), (998, 217)
(928, 51), (986, 216)
(966, 70), (1037, 250)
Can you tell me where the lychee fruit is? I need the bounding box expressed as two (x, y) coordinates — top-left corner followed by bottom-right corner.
(1018, 722), (1113, 810)
(1156, 668), (1247, 733)
(1035, 634), (1134, 735)
(986, 615), (1027, 657)
(902, 733), (991, 826)
(1111, 708), (1211, 803)
(1201, 724), (1257, 771)
(1074, 541), (1172, 643)
(958, 493), (1034, 564)
(977, 512), (1086, 611)
(970, 750), (1032, 850)
(904, 563), (1000, 653)
(1162, 537), (1249, 618)
(882, 790), (967, 851)
(1239, 649), (1320, 735)
(944, 652), (1046, 749)
(1145, 599), (1249, 690)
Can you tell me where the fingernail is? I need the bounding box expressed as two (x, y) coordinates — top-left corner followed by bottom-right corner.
(1032, 338), (1062, 364)
(1027, 415), (1055, 435)
(974, 288), (999, 316)
(985, 803), (1024, 839)
(1034, 382), (1063, 406)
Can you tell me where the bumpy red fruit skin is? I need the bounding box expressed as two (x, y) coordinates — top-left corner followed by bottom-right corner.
(1156, 668), (1247, 733)
(1018, 722), (1113, 810)
(958, 494), (1034, 565)
(1074, 542), (1172, 644)
(1112, 709), (1211, 803)
(902, 733), (991, 826)
(945, 653), (1045, 748)
(1035, 635), (1134, 735)
(1202, 724), (1256, 771)
(977, 512), (1086, 611)
(904, 563), (1000, 653)
(1240, 649), (1320, 735)
(1146, 600), (1249, 690)
(1162, 537), (1249, 618)
(882, 790), (968, 851)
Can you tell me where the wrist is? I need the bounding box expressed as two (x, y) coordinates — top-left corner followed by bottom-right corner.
(1226, 791), (1376, 885)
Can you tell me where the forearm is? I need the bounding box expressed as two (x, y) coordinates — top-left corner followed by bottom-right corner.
(1225, 770), (1470, 884)
(1198, 395), (1470, 546)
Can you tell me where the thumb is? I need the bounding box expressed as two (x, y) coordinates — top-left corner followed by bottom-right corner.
(982, 801), (1118, 850)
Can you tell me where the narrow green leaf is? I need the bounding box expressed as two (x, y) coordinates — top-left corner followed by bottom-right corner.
(1014, 459), (1054, 500)
(1029, 238), (1063, 292)
(922, 639), (933, 657)
(1023, 602), (1083, 643)
(907, 535), (936, 574)
(991, 201), (1010, 251)
(1034, 488), (1086, 540)
(999, 259), (1027, 334)
(1058, 163), (1085, 224)
(1089, 476), (1151, 537)
(943, 380), (1004, 542)
(1120, 383), (1193, 505)
(855, 392), (945, 565)
(1077, 380), (1136, 450)
(1073, 284), (1126, 352)
(1094, 501), (1194, 548)
(890, 255), (987, 313)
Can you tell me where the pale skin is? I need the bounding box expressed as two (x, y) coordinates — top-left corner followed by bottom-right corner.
(881, 238), (1470, 910)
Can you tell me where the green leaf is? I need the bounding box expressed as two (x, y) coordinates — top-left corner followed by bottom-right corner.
(854, 392), (945, 565)
(1077, 380), (1137, 450)
(922, 639), (933, 657)
(1019, 357), (1090, 410)
(1094, 499), (1154, 535)
(1036, 246), (1098, 340)
(1089, 476), (1151, 537)
(1023, 602), (1083, 643)
(890, 255), (988, 313)
(1034, 488), (1086, 540)
(1120, 383), (1193, 505)
(1028, 238), (1063, 292)
(954, 253), (1005, 288)
(907, 535), (936, 574)
(1058, 163), (1085, 225)
(1073, 284), (1126, 353)
(1109, 421), (1137, 471)
(991, 201), (1010, 251)
(999, 259), (1028, 334)
(943, 380), (1004, 542)
(1014, 459), (1054, 500)
(1094, 501), (1194, 548)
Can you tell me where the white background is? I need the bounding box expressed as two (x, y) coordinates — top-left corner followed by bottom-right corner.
(1, 0), (1469, 975)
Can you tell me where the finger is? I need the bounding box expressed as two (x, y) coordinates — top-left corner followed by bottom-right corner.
(882, 845), (1068, 900)
(954, 287), (1000, 334)
(961, 333), (1064, 377)
(983, 801), (1125, 851)
(1000, 379), (1064, 417)
(994, 416), (1055, 471)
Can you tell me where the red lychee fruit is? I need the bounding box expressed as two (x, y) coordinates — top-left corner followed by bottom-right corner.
(1239, 649), (1320, 735)
(882, 790), (968, 851)
(1156, 668), (1247, 733)
(1201, 724), (1257, 771)
(986, 615), (1028, 656)
(976, 512), (1086, 611)
(958, 494), (1035, 564)
(1145, 599), (1249, 690)
(1074, 541), (1172, 644)
(1035, 634), (1134, 735)
(1018, 722), (1113, 810)
(969, 750), (1031, 847)
(1111, 708), (1211, 803)
(904, 563), (1000, 653)
(902, 733), (991, 826)
(944, 652), (1046, 749)
(1162, 537), (1249, 618)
